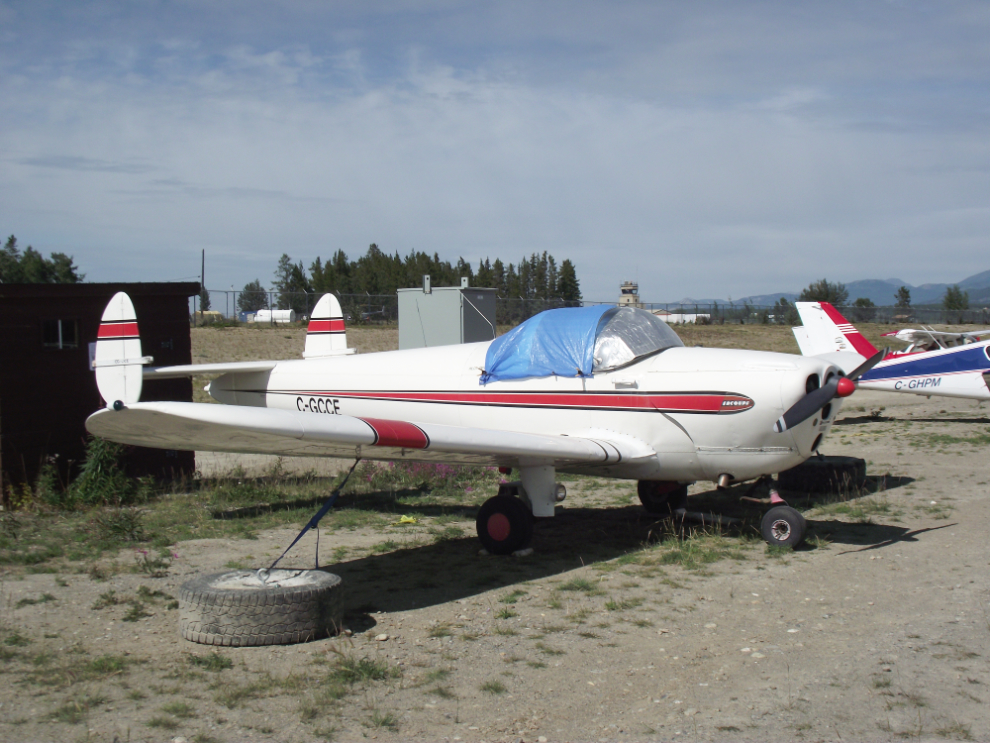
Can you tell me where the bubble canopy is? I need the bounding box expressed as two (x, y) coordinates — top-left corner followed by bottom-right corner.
(480, 305), (683, 384)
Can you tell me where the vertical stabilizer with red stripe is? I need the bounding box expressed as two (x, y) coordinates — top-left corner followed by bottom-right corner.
(303, 294), (355, 358)
(94, 292), (152, 406)
(794, 302), (878, 358)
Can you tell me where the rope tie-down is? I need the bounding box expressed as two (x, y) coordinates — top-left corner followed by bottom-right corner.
(261, 458), (362, 577)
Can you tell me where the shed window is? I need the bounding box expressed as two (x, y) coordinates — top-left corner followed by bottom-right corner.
(43, 319), (79, 349)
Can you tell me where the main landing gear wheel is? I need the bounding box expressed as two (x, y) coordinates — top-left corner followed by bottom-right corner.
(179, 569), (344, 646)
(760, 506), (806, 548)
(637, 481), (688, 515)
(476, 495), (533, 555)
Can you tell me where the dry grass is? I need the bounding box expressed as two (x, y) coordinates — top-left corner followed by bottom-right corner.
(191, 324), (399, 365)
(191, 320), (923, 373)
(189, 325), (399, 402)
(673, 321), (916, 355)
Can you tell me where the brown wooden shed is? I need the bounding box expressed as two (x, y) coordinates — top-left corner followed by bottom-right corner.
(0, 282), (200, 499)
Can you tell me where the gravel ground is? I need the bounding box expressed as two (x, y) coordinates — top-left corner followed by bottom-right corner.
(2, 389), (988, 743)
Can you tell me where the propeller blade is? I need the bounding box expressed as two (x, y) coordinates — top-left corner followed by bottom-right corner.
(773, 348), (888, 433)
(773, 378), (839, 433)
(847, 348), (888, 381)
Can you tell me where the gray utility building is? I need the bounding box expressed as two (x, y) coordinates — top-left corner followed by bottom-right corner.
(398, 276), (497, 350)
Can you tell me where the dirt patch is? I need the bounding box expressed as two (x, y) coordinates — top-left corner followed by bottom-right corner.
(3, 390), (989, 741)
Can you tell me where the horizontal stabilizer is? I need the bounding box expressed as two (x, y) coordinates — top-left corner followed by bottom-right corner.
(144, 360), (279, 379)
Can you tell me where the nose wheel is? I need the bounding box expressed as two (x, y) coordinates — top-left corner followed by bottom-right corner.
(760, 505), (806, 547)
(476, 495), (534, 555)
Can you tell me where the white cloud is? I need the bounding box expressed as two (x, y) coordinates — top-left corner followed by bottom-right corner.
(1, 2), (988, 301)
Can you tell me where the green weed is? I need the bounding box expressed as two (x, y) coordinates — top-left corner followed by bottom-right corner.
(122, 600), (151, 622)
(161, 700), (197, 718)
(369, 710), (399, 730)
(500, 589), (528, 603)
(92, 589), (120, 610)
(3, 631), (32, 646)
(189, 651), (233, 672)
(480, 679), (507, 695)
(15, 593), (56, 609)
(558, 577), (604, 595)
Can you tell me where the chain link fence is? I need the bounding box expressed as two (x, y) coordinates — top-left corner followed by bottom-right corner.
(193, 290), (990, 327)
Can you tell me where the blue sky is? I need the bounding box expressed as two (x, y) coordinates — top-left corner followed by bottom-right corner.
(2, 1), (988, 302)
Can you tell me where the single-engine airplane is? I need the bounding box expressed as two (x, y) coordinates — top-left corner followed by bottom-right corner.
(793, 302), (990, 400)
(87, 292), (882, 551)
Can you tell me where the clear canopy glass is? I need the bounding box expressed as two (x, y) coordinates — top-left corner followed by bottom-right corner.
(592, 307), (684, 371)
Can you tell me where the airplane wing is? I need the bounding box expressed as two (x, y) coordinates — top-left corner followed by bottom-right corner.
(86, 402), (650, 468)
(881, 328), (990, 344)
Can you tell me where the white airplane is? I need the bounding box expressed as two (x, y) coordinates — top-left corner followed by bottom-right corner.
(87, 292), (882, 550)
(793, 302), (990, 400)
(880, 326), (990, 354)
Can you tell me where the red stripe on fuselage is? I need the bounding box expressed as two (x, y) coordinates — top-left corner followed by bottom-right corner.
(278, 390), (753, 414)
(98, 321), (139, 339)
(360, 418), (429, 449)
(307, 318), (345, 333)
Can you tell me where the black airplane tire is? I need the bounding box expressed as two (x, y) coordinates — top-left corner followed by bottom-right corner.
(179, 569), (343, 646)
(637, 481), (689, 515)
(777, 456), (866, 493)
(760, 506), (806, 548)
(476, 495), (534, 555)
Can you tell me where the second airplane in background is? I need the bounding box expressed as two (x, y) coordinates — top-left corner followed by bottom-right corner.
(793, 302), (990, 401)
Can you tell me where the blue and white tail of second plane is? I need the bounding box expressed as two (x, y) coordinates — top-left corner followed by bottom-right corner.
(793, 302), (990, 401)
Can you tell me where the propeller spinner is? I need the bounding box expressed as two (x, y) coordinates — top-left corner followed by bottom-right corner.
(773, 349), (887, 433)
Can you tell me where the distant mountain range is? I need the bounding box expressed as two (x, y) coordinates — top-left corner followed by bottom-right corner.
(673, 270), (990, 307)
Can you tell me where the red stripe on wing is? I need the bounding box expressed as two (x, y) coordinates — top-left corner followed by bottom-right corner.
(360, 418), (430, 449)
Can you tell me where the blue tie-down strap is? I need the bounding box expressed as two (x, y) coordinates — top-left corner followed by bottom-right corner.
(269, 458), (361, 571)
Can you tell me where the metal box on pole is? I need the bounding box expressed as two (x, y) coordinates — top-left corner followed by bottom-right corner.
(398, 276), (497, 350)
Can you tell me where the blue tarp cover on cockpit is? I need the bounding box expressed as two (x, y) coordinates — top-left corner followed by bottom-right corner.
(480, 305), (617, 384)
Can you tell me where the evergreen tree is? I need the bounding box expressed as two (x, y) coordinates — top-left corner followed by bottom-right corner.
(492, 259), (506, 295)
(0, 235), (83, 283)
(198, 286), (211, 312)
(282, 246), (583, 307)
(238, 279), (269, 313)
(798, 278), (849, 306)
(895, 286), (911, 308)
(942, 285), (969, 311)
(852, 297), (876, 322)
(273, 253), (312, 313)
(476, 258), (494, 288)
(556, 260), (581, 301)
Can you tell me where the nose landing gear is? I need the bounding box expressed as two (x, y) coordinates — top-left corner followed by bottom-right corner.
(760, 504), (807, 547)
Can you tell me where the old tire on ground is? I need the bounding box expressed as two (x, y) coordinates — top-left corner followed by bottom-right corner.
(476, 495), (533, 555)
(637, 481), (689, 515)
(179, 569), (343, 646)
(760, 506), (807, 548)
(777, 456), (866, 493)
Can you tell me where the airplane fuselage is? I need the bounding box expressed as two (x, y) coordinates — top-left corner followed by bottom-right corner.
(860, 342), (990, 400)
(209, 342), (841, 483)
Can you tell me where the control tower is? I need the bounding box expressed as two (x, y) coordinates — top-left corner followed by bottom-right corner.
(618, 280), (642, 308)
